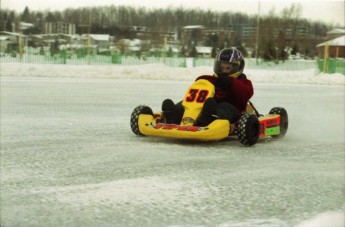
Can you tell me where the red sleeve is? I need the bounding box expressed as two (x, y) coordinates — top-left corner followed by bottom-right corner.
(229, 77), (254, 111)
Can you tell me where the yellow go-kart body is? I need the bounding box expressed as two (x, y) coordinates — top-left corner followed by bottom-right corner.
(131, 79), (288, 144)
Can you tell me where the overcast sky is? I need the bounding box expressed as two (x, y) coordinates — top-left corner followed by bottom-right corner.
(2, 0), (344, 26)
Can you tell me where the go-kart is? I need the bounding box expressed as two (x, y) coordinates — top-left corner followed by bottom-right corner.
(130, 79), (288, 145)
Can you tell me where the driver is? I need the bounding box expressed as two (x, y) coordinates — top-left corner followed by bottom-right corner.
(162, 47), (254, 126)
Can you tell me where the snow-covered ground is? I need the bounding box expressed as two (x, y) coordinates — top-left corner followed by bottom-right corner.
(0, 62), (344, 226)
(0, 62), (344, 86)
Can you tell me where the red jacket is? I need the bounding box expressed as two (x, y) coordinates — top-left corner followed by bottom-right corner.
(196, 74), (254, 112)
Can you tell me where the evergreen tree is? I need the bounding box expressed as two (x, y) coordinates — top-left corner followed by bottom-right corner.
(6, 19), (13, 32)
(189, 45), (197, 57)
(50, 39), (60, 56)
(21, 6), (32, 22)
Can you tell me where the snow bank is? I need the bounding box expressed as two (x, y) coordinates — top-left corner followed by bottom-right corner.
(0, 62), (344, 86)
(295, 210), (344, 227)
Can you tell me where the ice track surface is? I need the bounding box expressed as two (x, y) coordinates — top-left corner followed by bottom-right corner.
(1, 77), (344, 227)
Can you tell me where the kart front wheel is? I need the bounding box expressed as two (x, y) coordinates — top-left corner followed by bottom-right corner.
(269, 107), (288, 138)
(238, 113), (260, 146)
(130, 105), (153, 136)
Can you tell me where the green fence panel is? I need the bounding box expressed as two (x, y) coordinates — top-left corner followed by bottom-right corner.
(164, 57), (186, 67)
(335, 59), (345, 75)
(112, 55), (122, 64)
(325, 59), (333, 73)
(194, 58), (213, 67)
(118, 56), (186, 67)
(317, 59), (345, 75)
(317, 59), (323, 72)
(0, 51), (343, 75)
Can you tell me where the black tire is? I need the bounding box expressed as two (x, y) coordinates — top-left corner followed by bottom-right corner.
(130, 105), (153, 136)
(269, 107), (288, 138)
(238, 113), (260, 146)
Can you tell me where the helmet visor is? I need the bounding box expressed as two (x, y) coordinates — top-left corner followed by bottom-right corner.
(214, 61), (239, 76)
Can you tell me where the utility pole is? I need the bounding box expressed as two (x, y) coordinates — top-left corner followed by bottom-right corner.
(0, 0), (2, 31)
(88, 8), (91, 65)
(255, 1), (261, 65)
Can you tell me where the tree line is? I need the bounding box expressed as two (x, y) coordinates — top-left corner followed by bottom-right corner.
(0, 4), (335, 59)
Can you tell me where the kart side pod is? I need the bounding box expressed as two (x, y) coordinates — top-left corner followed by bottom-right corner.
(138, 113), (230, 141)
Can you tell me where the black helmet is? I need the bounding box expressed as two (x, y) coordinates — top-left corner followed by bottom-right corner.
(214, 48), (245, 78)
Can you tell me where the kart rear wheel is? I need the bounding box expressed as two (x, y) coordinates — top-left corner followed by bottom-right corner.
(269, 107), (288, 137)
(130, 105), (153, 136)
(238, 113), (260, 146)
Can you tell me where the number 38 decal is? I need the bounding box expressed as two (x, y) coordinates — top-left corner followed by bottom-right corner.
(185, 89), (209, 103)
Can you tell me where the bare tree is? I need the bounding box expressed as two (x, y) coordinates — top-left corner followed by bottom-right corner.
(281, 3), (302, 22)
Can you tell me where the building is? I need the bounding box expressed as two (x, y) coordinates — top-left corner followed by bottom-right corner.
(116, 26), (151, 40)
(229, 24), (257, 45)
(44, 22), (76, 35)
(19, 22), (34, 31)
(316, 35), (345, 58)
(29, 34), (67, 47)
(203, 29), (235, 48)
(195, 46), (212, 58)
(0, 35), (11, 52)
(83, 34), (111, 53)
(181, 25), (206, 46)
(0, 31), (28, 52)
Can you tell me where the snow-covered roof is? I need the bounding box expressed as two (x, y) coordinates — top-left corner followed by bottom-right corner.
(0, 31), (27, 37)
(60, 34), (81, 39)
(327, 28), (345, 34)
(182, 25), (205, 30)
(317, 35), (345, 47)
(196, 46), (212, 54)
(128, 46), (140, 51)
(118, 39), (142, 47)
(20, 22), (34, 30)
(131, 39), (141, 45)
(89, 34), (110, 41)
(31, 34), (43, 39)
(0, 36), (10, 41)
(59, 44), (97, 49)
